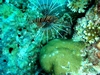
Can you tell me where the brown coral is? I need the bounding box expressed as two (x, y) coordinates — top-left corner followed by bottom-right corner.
(96, 41), (100, 50)
(82, 40), (100, 66)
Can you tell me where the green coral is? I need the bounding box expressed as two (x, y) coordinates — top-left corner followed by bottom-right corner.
(39, 39), (85, 75)
(67, 0), (89, 13)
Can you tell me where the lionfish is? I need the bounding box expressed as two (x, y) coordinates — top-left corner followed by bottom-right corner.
(30, 0), (72, 43)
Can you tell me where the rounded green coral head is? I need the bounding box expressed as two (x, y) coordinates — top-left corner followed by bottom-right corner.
(39, 39), (85, 75)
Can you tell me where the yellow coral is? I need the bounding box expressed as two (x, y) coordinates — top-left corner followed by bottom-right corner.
(83, 20), (100, 43)
(74, 18), (100, 44)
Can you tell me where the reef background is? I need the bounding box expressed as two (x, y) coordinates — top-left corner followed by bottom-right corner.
(0, 0), (100, 75)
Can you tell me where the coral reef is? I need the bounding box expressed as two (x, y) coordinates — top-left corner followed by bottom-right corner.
(72, 1), (100, 74)
(0, 0), (100, 75)
(73, 18), (100, 44)
(0, 3), (39, 75)
(73, 4), (100, 44)
(40, 39), (85, 75)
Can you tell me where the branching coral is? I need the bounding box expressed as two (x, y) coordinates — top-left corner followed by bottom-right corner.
(82, 20), (100, 43)
(72, 3), (100, 45)
(73, 17), (100, 44)
(74, 13), (100, 44)
(67, 0), (89, 13)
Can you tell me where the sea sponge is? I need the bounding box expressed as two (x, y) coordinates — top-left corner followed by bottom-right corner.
(39, 39), (85, 75)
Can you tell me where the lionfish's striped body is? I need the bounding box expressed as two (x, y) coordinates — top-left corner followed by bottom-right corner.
(30, 0), (71, 43)
(33, 16), (57, 24)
